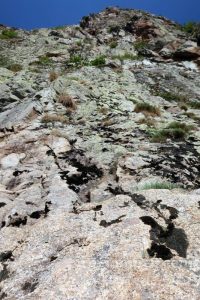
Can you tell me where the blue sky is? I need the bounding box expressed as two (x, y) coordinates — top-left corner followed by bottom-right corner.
(0, 0), (199, 30)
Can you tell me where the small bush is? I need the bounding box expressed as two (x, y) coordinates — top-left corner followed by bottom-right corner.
(108, 25), (120, 34)
(0, 55), (22, 71)
(155, 91), (187, 102)
(58, 93), (77, 110)
(38, 56), (53, 65)
(67, 55), (88, 67)
(182, 22), (197, 34)
(90, 55), (106, 67)
(134, 40), (148, 51)
(0, 55), (10, 68)
(180, 104), (188, 111)
(183, 112), (200, 121)
(109, 41), (118, 49)
(41, 114), (69, 124)
(76, 40), (83, 47)
(8, 64), (23, 72)
(150, 121), (194, 142)
(167, 121), (194, 132)
(134, 102), (160, 116)
(53, 25), (66, 30)
(70, 55), (83, 64)
(189, 101), (200, 109)
(112, 53), (141, 61)
(49, 71), (59, 82)
(0, 29), (18, 39)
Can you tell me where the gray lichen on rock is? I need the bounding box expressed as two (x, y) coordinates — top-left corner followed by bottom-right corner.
(0, 7), (200, 299)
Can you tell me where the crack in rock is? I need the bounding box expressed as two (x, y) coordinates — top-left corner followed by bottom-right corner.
(99, 215), (126, 227)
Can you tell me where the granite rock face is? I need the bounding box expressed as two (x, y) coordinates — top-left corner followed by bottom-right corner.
(0, 7), (200, 299)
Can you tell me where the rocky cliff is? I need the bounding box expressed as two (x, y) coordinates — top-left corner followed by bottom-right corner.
(0, 7), (200, 299)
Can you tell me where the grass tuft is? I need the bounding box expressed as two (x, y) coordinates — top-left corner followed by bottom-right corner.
(57, 93), (77, 110)
(112, 52), (141, 61)
(155, 91), (187, 102)
(38, 56), (53, 66)
(150, 121), (194, 142)
(90, 55), (106, 67)
(138, 182), (180, 190)
(41, 114), (69, 124)
(189, 101), (200, 109)
(49, 71), (59, 82)
(0, 29), (18, 39)
(134, 102), (160, 116)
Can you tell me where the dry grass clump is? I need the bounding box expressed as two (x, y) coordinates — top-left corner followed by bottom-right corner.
(8, 64), (23, 72)
(41, 114), (69, 124)
(57, 93), (77, 110)
(134, 102), (160, 116)
(49, 71), (59, 82)
(99, 107), (109, 115)
(137, 117), (156, 127)
(101, 118), (115, 127)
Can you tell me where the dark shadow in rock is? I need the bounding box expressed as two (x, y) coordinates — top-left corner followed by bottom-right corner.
(22, 280), (38, 294)
(93, 205), (102, 211)
(166, 227), (189, 258)
(0, 251), (13, 262)
(8, 216), (27, 227)
(140, 215), (189, 259)
(0, 203), (6, 208)
(149, 142), (200, 188)
(147, 242), (173, 260)
(6, 177), (21, 190)
(131, 194), (150, 208)
(0, 264), (9, 282)
(50, 256), (57, 262)
(0, 292), (7, 299)
(29, 201), (51, 219)
(99, 215), (126, 227)
(59, 149), (103, 193)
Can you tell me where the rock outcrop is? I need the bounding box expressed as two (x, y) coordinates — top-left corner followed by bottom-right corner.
(0, 7), (200, 299)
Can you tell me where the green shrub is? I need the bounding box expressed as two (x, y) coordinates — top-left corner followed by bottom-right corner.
(134, 102), (160, 116)
(0, 55), (21, 71)
(0, 29), (18, 39)
(112, 52), (141, 61)
(90, 55), (106, 67)
(155, 91), (187, 102)
(53, 25), (66, 30)
(109, 41), (118, 49)
(150, 121), (194, 142)
(182, 22), (197, 34)
(183, 112), (200, 121)
(134, 40), (148, 51)
(189, 101), (200, 109)
(67, 55), (89, 67)
(0, 55), (9, 68)
(108, 25), (120, 33)
(76, 40), (83, 47)
(167, 121), (194, 132)
(38, 56), (53, 65)
(70, 55), (83, 64)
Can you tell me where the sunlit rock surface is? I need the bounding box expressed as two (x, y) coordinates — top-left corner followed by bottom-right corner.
(0, 7), (200, 299)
